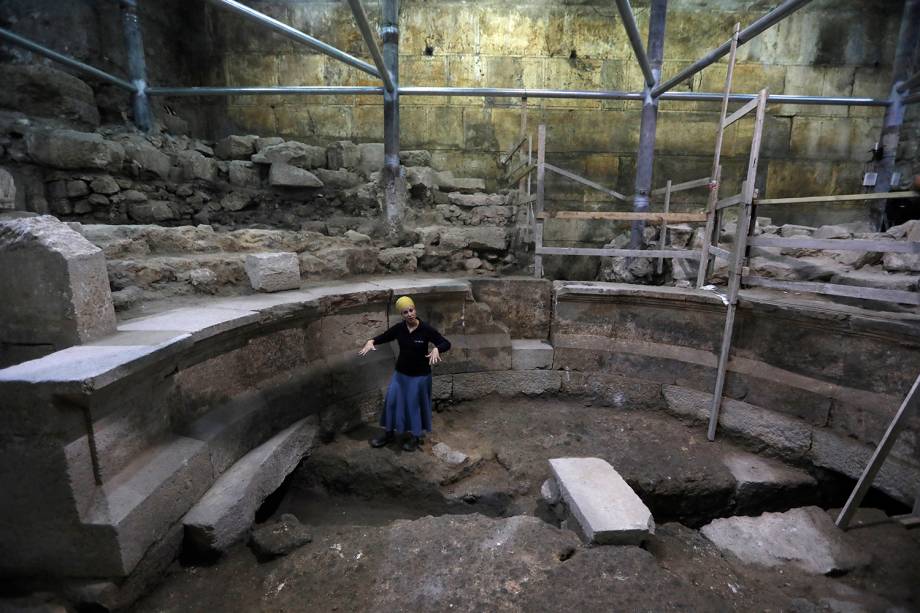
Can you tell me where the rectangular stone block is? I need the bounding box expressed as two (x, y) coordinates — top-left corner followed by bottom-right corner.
(511, 339), (554, 370)
(549, 457), (655, 545)
(245, 252), (301, 293)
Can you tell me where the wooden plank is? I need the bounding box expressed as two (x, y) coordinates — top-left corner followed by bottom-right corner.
(651, 176), (710, 196)
(716, 191), (744, 210)
(709, 245), (730, 259)
(534, 124), (546, 279)
(708, 87), (766, 442)
(657, 180), (672, 274)
(500, 135), (528, 166)
(895, 515), (920, 528)
(535, 246), (701, 259)
(721, 97), (760, 129)
(538, 211), (707, 222)
(749, 236), (920, 254)
(518, 98), (529, 194)
(754, 191), (918, 205)
(543, 162), (628, 201)
(742, 276), (920, 305)
(517, 194), (538, 205)
(506, 162), (536, 185)
(836, 373), (920, 530)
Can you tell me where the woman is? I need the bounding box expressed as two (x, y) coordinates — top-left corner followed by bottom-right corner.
(358, 295), (451, 452)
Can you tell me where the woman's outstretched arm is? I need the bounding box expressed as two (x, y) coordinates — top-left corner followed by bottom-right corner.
(359, 323), (399, 356)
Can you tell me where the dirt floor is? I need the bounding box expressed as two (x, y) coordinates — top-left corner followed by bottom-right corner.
(130, 397), (920, 613)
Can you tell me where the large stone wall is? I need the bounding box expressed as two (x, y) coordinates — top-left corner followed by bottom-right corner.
(205, 0), (905, 226)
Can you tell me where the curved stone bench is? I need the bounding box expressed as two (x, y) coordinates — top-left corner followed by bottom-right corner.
(1, 277), (918, 592)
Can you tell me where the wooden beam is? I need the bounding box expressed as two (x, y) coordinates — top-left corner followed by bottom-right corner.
(657, 179), (672, 274)
(754, 191), (919, 205)
(749, 236), (920, 254)
(716, 191), (745, 210)
(836, 373), (920, 530)
(517, 194), (537, 205)
(506, 162), (536, 184)
(538, 211), (707, 222)
(721, 96), (759, 128)
(651, 176), (711, 196)
(535, 246), (702, 259)
(743, 276), (920, 305)
(543, 162), (628, 201)
(500, 135), (528, 166)
(709, 245), (730, 259)
(534, 124), (546, 279)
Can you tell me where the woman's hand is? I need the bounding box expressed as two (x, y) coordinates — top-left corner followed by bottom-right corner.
(427, 347), (441, 366)
(358, 340), (376, 356)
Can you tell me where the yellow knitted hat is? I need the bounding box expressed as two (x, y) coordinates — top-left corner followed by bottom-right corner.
(395, 295), (415, 312)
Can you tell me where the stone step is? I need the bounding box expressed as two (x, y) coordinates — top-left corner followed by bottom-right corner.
(183, 416), (319, 555)
(700, 506), (871, 575)
(511, 339), (554, 370)
(84, 434), (213, 576)
(549, 457), (655, 545)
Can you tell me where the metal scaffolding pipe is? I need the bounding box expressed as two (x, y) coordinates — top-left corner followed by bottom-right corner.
(145, 85), (889, 107)
(400, 87), (887, 106)
(630, 0), (668, 249)
(147, 85), (383, 96)
(896, 69), (920, 93)
(614, 0), (656, 88)
(346, 0), (395, 92)
(120, 0), (152, 132)
(652, 0), (813, 97)
(0, 27), (136, 91)
(382, 0), (402, 234)
(206, 0), (381, 79)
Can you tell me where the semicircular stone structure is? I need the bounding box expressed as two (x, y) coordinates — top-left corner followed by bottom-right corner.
(1, 277), (918, 592)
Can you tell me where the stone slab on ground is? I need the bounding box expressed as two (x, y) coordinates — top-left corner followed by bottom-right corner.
(245, 252), (301, 293)
(250, 513), (313, 558)
(700, 506), (870, 575)
(548, 457), (655, 545)
(183, 417), (318, 554)
(721, 450), (817, 513)
(511, 339), (554, 370)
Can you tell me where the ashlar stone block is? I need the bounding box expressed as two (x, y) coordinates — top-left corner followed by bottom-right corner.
(245, 252), (301, 293)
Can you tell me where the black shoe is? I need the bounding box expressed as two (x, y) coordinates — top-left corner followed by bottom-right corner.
(402, 436), (419, 452)
(370, 431), (394, 448)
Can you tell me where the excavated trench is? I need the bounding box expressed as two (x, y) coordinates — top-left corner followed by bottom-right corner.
(129, 395), (920, 613)
(262, 396), (908, 533)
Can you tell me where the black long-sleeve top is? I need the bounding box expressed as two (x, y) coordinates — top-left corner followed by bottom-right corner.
(373, 320), (451, 376)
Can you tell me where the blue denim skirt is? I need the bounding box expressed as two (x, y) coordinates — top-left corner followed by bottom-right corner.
(380, 371), (433, 437)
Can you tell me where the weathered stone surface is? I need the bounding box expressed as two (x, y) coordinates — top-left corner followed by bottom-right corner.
(882, 252), (920, 273)
(540, 477), (561, 504)
(344, 229), (371, 244)
(0, 64), (99, 127)
(437, 172), (486, 192)
(215, 135), (257, 160)
(244, 252), (301, 292)
(432, 441), (469, 465)
(470, 277), (552, 339)
(511, 339), (554, 370)
(830, 268), (919, 292)
(220, 191), (251, 212)
(252, 141), (325, 169)
(357, 142), (384, 176)
(452, 371), (562, 401)
(377, 247), (418, 272)
(700, 507), (870, 575)
(0, 215), (115, 357)
(721, 450), (816, 513)
(813, 225), (851, 239)
(176, 150), (217, 182)
(129, 201), (175, 223)
(313, 168), (362, 189)
(779, 224), (815, 238)
(269, 163), (323, 188)
(440, 226), (507, 251)
(400, 149), (432, 167)
(0, 168), (15, 209)
(90, 175), (120, 195)
(549, 457), (655, 545)
(326, 140), (359, 170)
(120, 137), (172, 179)
(227, 161), (261, 187)
(254, 136), (284, 152)
(250, 513), (312, 558)
(26, 129), (124, 171)
(183, 417), (318, 554)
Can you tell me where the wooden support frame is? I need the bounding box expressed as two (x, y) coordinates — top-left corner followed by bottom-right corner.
(748, 236), (920, 254)
(754, 191), (918, 205)
(536, 246), (702, 259)
(708, 87), (769, 441)
(537, 211), (706, 222)
(743, 276), (920, 305)
(543, 162), (628, 201)
(657, 179), (672, 274)
(534, 124), (546, 278)
(836, 374), (920, 530)
(651, 176), (710, 196)
(697, 23), (741, 288)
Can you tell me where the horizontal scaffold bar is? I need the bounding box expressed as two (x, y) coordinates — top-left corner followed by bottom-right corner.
(753, 191), (918, 205)
(538, 211), (707, 222)
(743, 276), (920, 305)
(536, 246), (702, 259)
(748, 236), (920, 254)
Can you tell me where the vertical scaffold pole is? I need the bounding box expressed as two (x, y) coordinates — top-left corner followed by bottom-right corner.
(382, 0), (402, 234)
(120, 0), (152, 131)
